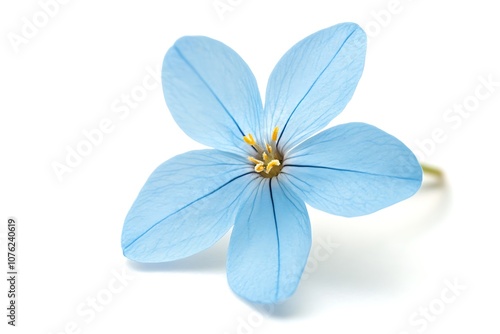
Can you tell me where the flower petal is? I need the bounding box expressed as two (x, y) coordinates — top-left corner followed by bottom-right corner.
(121, 149), (258, 262)
(227, 178), (311, 303)
(162, 36), (263, 154)
(264, 22), (366, 152)
(283, 123), (422, 217)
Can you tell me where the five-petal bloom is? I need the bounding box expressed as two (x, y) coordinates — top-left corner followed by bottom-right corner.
(121, 22), (422, 303)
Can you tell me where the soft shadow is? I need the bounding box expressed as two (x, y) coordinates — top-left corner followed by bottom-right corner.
(125, 180), (451, 319)
(126, 235), (229, 273)
(250, 181), (452, 319)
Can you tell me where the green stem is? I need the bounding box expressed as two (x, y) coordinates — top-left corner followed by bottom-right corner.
(421, 163), (444, 180)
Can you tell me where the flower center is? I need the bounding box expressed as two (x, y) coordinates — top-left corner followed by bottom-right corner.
(243, 127), (283, 178)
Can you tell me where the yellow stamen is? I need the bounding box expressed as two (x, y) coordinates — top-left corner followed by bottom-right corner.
(248, 156), (264, 165)
(265, 160), (281, 174)
(243, 134), (256, 146)
(244, 127), (282, 178)
(255, 164), (265, 173)
(271, 127), (279, 142)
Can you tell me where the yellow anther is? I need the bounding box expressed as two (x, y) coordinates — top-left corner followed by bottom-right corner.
(265, 159), (281, 174)
(255, 164), (265, 173)
(248, 156), (264, 165)
(271, 127), (279, 142)
(245, 126), (282, 177)
(243, 134), (256, 146)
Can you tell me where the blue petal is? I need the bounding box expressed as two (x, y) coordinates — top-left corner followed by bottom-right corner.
(122, 150), (258, 262)
(282, 123), (422, 217)
(227, 178), (311, 303)
(162, 36), (263, 154)
(264, 23), (366, 152)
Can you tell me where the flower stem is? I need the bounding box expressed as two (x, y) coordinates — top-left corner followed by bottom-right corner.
(421, 163), (444, 181)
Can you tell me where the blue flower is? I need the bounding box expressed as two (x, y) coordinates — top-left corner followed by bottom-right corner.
(121, 22), (422, 303)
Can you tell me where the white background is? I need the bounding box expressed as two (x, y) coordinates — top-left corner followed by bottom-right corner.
(1, 0), (500, 333)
